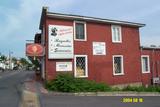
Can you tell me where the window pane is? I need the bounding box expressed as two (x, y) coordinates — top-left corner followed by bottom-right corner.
(113, 27), (117, 41)
(142, 57), (149, 72)
(117, 28), (120, 41)
(76, 23), (85, 39)
(112, 26), (121, 42)
(76, 56), (86, 77)
(114, 57), (122, 73)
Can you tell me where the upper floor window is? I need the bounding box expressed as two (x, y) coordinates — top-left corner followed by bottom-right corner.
(141, 55), (150, 73)
(74, 21), (87, 41)
(111, 25), (122, 43)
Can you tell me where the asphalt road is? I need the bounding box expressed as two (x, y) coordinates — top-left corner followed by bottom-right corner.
(1, 71), (160, 107)
(0, 70), (34, 107)
(41, 95), (160, 107)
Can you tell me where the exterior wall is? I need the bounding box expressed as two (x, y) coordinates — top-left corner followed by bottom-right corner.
(45, 18), (74, 80)
(42, 17), (142, 85)
(141, 49), (160, 85)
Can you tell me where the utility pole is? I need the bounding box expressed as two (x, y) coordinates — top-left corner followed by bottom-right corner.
(9, 51), (13, 70)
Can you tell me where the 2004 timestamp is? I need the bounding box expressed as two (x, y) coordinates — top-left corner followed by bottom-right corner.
(122, 97), (144, 103)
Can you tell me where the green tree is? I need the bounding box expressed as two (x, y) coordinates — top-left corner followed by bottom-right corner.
(27, 56), (40, 70)
(0, 55), (7, 63)
(12, 57), (17, 65)
(19, 57), (32, 69)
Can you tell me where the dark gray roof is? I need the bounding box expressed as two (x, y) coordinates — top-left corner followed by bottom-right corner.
(141, 46), (160, 50)
(47, 12), (145, 27)
(39, 7), (145, 29)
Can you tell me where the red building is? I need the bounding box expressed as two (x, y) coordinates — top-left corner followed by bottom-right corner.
(141, 46), (160, 85)
(34, 7), (160, 87)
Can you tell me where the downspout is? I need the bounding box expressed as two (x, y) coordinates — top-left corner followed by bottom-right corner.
(140, 47), (143, 85)
(158, 61), (160, 77)
(152, 49), (155, 85)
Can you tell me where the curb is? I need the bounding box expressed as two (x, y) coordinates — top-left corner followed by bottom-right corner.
(47, 91), (160, 96)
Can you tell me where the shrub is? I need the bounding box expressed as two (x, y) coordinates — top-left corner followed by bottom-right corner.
(45, 74), (160, 92)
(45, 73), (111, 92)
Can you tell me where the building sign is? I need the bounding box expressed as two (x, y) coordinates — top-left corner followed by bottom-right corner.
(26, 43), (44, 56)
(48, 25), (73, 59)
(153, 77), (160, 84)
(93, 42), (106, 55)
(56, 62), (72, 71)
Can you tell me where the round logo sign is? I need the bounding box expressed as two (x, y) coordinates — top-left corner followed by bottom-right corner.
(26, 44), (43, 56)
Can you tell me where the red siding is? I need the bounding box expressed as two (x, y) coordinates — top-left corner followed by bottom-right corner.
(141, 49), (160, 85)
(45, 18), (74, 80)
(43, 17), (143, 85)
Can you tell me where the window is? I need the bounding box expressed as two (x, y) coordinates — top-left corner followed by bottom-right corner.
(113, 55), (124, 75)
(74, 21), (87, 41)
(141, 55), (150, 73)
(111, 25), (122, 43)
(74, 55), (88, 77)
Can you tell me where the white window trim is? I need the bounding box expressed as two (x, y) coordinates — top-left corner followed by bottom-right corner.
(111, 25), (122, 43)
(74, 21), (87, 41)
(141, 55), (150, 73)
(112, 55), (124, 75)
(74, 55), (88, 78)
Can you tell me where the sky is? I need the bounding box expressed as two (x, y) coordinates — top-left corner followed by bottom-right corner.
(0, 0), (160, 57)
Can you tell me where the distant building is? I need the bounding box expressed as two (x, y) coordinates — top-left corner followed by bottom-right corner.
(34, 7), (160, 87)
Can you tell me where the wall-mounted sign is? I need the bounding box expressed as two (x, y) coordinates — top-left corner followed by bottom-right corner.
(153, 77), (160, 84)
(48, 25), (73, 59)
(56, 62), (72, 71)
(26, 43), (44, 56)
(93, 42), (106, 55)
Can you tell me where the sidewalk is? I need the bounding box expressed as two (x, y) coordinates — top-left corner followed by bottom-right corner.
(20, 75), (160, 107)
(20, 75), (47, 107)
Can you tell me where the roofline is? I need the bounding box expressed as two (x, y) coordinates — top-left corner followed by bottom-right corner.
(39, 7), (48, 30)
(47, 12), (145, 27)
(141, 46), (160, 50)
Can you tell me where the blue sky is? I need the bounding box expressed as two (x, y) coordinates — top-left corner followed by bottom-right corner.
(0, 0), (160, 57)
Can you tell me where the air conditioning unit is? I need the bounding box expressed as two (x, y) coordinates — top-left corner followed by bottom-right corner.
(153, 77), (160, 84)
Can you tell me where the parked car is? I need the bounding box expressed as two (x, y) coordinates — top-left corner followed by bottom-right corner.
(13, 66), (18, 70)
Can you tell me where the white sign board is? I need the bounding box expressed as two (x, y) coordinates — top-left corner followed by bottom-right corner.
(48, 25), (73, 59)
(93, 42), (106, 55)
(153, 77), (160, 84)
(56, 62), (72, 71)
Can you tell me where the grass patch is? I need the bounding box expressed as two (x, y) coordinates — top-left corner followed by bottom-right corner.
(122, 85), (160, 92)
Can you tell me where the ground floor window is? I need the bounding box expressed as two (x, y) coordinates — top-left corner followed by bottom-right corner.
(141, 55), (150, 73)
(113, 55), (124, 75)
(74, 55), (88, 77)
